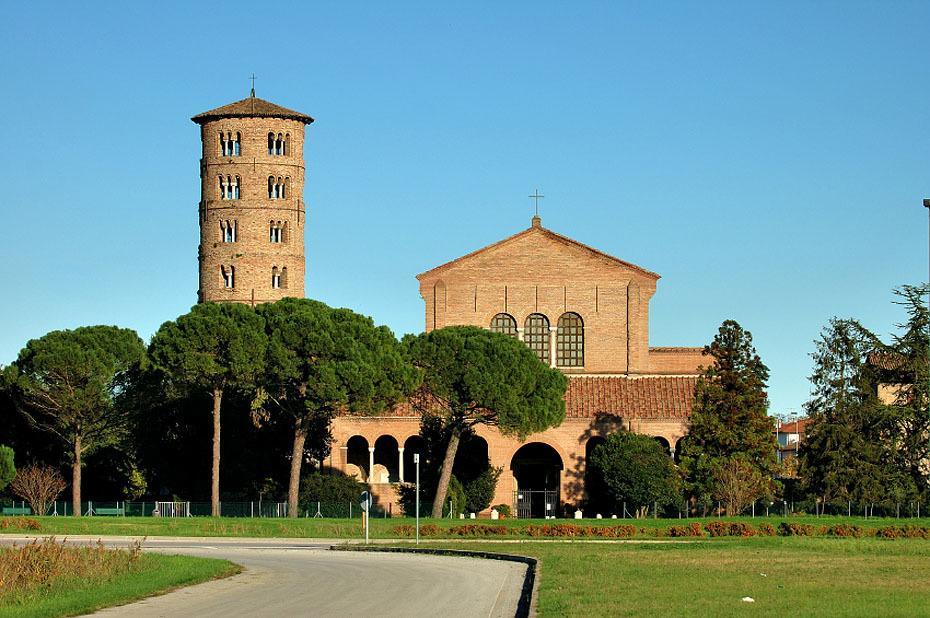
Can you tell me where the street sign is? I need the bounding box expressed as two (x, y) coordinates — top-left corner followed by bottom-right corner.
(359, 491), (371, 512)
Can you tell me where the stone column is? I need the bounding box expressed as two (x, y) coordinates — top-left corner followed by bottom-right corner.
(398, 447), (405, 483)
(339, 446), (348, 473)
(548, 326), (558, 368)
(368, 446), (375, 483)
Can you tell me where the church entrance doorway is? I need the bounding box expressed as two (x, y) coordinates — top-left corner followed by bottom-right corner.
(511, 443), (563, 518)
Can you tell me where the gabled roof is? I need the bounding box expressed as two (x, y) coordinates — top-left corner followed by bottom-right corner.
(416, 218), (660, 281)
(192, 95), (314, 125)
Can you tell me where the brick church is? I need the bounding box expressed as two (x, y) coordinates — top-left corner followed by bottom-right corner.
(193, 92), (704, 517)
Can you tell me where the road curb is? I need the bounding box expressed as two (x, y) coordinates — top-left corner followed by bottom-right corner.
(330, 544), (539, 618)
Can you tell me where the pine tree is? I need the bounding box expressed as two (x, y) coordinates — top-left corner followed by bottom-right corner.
(679, 320), (778, 514)
(799, 319), (907, 507)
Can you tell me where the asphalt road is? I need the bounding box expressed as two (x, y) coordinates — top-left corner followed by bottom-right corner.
(0, 537), (527, 617)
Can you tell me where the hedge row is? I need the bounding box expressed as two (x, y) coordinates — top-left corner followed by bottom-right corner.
(390, 521), (930, 540)
(0, 517), (40, 531)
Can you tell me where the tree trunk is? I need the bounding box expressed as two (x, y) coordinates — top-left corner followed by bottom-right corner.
(287, 421), (308, 518)
(431, 427), (462, 518)
(72, 435), (82, 518)
(211, 388), (223, 517)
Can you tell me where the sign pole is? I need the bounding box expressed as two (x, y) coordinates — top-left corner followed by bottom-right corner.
(359, 490), (371, 545)
(414, 453), (420, 545)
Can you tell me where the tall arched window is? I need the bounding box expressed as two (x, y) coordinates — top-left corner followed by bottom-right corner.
(234, 132), (241, 155)
(221, 265), (235, 289)
(280, 266), (288, 289)
(268, 132), (275, 155)
(221, 220), (236, 243)
(523, 314), (550, 364)
(271, 266), (281, 289)
(556, 312), (584, 367)
(220, 175), (238, 200)
(490, 313), (517, 337)
(269, 220), (282, 243)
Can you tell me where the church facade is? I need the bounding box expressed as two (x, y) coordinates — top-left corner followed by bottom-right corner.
(329, 215), (705, 516)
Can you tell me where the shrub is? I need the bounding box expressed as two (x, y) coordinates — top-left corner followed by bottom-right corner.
(757, 522), (776, 536)
(875, 525), (930, 539)
(0, 445), (14, 493)
(0, 517), (40, 531)
(828, 524), (864, 538)
(704, 521), (729, 537)
(462, 466), (502, 514)
(492, 504), (512, 518)
(668, 522), (704, 538)
(779, 522), (816, 536)
(727, 522), (756, 537)
(703, 521), (756, 537)
(420, 524), (440, 537)
(522, 523), (636, 538)
(449, 524), (508, 536)
(592, 525), (637, 538)
(10, 465), (66, 516)
(391, 524), (415, 537)
(298, 472), (366, 510)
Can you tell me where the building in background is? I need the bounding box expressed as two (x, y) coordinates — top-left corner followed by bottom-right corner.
(774, 417), (808, 464)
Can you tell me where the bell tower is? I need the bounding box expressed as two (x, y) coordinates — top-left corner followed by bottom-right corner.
(192, 90), (314, 304)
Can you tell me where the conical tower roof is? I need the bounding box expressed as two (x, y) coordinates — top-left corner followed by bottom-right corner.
(192, 94), (314, 125)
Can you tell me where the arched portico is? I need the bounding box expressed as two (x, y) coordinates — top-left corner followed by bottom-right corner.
(511, 442), (564, 518)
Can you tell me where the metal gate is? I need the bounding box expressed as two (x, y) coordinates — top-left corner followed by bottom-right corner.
(513, 490), (559, 519)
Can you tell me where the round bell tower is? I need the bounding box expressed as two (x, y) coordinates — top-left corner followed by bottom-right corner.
(192, 90), (314, 305)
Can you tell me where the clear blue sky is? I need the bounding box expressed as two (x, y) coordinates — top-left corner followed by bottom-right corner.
(0, 2), (927, 415)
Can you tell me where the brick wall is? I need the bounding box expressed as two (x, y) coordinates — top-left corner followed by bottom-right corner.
(197, 116), (307, 305)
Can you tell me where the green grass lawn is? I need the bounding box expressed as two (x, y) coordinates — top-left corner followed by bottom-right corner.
(0, 553), (238, 618)
(6, 514), (928, 540)
(425, 537), (930, 616)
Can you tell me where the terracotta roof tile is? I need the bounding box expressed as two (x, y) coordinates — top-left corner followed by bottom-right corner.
(565, 376), (697, 419)
(355, 375), (698, 420)
(192, 96), (314, 125)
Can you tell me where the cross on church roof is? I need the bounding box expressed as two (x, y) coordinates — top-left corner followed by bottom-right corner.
(249, 74), (257, 97)
(529, 189), (544, 216)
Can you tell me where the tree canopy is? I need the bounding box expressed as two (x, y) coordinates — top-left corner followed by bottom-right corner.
(405, 326), (567, 517)
(589, 431), (680, 517)
(149, 302), (267, 516)
(8, 325), (145, 515)
(256, 298), (419, 516)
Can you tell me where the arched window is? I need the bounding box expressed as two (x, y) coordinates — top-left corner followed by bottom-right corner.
(280, 266), (288, 289)
(281, 221), (288, 243)
(233, 132), (241, 156)
(221, 220), (236, 243)
(269, 220), (282, 243)
(523, 314), (550, 364)
(221, 265), (235, 289)
(268, 132), (275, 155)
(268, 176), (276, 199)
(276, 133), (284, 155)
(556, 312), (584, 367)
(489, 313), (518, 337)
(284, 133), (290, 155)
(271, 266), (281, 289)
(220, 175), (238, 200)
